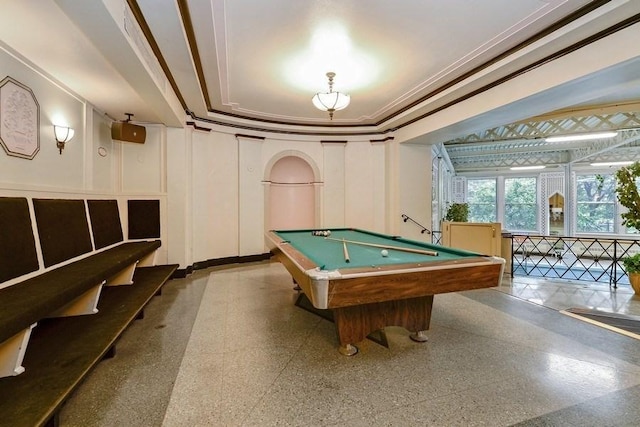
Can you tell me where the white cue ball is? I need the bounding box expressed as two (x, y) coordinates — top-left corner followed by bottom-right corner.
(326, 230), (331, 236)
(381, 249), (389, 257)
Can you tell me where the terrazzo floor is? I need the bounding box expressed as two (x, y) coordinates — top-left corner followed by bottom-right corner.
(59, 261), (640, 426)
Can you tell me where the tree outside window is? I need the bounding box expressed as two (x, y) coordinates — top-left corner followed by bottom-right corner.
(505, 177), (537, 231)
(624, 175), (640, 234)
(467, 179), (496, 222)
(576, 173), (616, 233)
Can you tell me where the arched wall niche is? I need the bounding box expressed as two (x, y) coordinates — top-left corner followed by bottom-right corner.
(263, 150), (321, 182)
(264, 150), (322, 231)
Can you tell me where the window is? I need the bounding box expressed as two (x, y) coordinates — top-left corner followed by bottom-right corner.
(504, 177), (537, 231)
(467, 179), (496, 222)
(576, 173), (616, 233)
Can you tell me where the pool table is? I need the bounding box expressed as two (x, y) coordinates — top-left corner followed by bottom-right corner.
(265, 228), (505, 355)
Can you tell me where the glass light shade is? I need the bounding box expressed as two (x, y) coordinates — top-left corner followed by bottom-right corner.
(545, 131), (618, 143)
(590, 161), (633, 167)
(510, 165), (546, 171)
(312, 91), (350, 112)
(54, 125), (75, 143)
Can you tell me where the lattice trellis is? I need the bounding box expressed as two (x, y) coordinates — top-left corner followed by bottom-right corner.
(444, 113), (640, 172)
(448, 112), (640, 143)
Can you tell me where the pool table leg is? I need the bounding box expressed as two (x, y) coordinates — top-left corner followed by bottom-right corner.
(338, 343), (358, 356)
(333, 295), (433, 355)
(409, 330), (428, 342)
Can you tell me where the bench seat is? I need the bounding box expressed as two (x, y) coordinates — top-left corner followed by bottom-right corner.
(0, 240), (161, 345)
(0, 264), (177, 427)
(0, 240), (161, 378)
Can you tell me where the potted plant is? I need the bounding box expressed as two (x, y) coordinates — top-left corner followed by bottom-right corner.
(621, 253), (640, 294)
(444, 203), (469, 222)
(615, 161), (640, 294)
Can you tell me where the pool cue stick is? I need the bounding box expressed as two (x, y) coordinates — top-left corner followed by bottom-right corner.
(342, 239), (350, 263)
(325, 236), (438, 256)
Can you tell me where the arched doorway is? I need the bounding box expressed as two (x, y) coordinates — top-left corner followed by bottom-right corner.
(548, 191), (565, 235)
(266, 155), (317, 230)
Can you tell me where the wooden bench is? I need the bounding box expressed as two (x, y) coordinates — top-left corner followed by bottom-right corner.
(0, 195), (177, 426)
(0, 264), (178, 427)
(0, 240), (161, 377)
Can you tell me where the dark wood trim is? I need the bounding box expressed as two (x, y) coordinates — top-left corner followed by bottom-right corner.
(370, 137), (394, 143)
(177, 0), (212, 109)
(186, 121), (211, 132)
(172, 268), (189, 279)
(191, 253), (272, 271)
(235, 133), (266, 140)
(188, 111), (386, 136)
(126, 1), (187, 110)
(320, 140), (348, 144)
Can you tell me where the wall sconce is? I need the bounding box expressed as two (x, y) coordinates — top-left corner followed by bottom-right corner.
(54, 125), (74, 154)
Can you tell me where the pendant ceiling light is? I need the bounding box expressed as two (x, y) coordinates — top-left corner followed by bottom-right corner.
(312, 72), (350, 120)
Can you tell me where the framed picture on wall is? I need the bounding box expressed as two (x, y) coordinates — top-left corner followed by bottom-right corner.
(0, 76), (40, 160)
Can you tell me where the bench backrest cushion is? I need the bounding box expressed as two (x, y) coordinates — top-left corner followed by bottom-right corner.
(33, 199), (93, 267)
(87, 199), (124, 249)
(0, 197), (39, 283)
(128, 199), (160, 239)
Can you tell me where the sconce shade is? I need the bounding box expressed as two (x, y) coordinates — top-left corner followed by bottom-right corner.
(54, 125), (75, 154)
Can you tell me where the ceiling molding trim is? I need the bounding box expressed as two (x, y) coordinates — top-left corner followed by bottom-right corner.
(177, 0), (211, 110)
(127, 0), (188, 111)
(235, 133), (266, 141)
(132, 1), (639, 137)
(185, 112), (388, 138)
(188, 1), (623, 130)
(185, 121), (211, 132)
(189, 10), (640, 136)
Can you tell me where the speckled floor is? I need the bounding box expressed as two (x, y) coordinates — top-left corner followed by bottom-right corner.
(60, 261), (640, 426)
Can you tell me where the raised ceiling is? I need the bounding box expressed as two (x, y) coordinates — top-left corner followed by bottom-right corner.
(1, 1), (640, 166)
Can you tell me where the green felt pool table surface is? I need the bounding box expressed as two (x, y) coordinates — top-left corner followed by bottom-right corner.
(273, 228), (481, 271)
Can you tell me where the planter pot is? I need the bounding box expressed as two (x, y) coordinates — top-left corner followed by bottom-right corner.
(629, 272), (640, 295)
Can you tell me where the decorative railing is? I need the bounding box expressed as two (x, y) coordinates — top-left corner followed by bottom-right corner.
(510, 234), (640, 288)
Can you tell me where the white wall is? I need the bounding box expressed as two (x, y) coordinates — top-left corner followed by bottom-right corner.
(322, 142), (346, 227)
(164, 129), (397, 267)
(0, 48), (85, 188)
(398, 143), (432, 242)
(0, 45), (169, 266)
(191, 130), (239, 262)
(122, 125), (165, 193)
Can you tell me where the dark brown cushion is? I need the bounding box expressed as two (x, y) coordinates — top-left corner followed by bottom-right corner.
(128, 200), (160, 239)
(0, 197), (39, 283)
(33, 199), (93, 267)
(88, 200), (123, 249)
